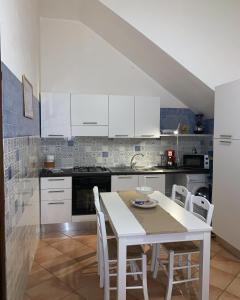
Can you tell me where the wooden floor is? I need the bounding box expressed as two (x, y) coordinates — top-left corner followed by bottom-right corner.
(23, 222), (240, 300)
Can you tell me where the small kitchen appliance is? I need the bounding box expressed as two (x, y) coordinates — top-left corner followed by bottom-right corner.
(166, 149), (176, 168)
(183, 154), (209, 169)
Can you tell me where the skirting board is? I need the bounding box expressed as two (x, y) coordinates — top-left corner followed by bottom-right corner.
(215, 234), (240, 259)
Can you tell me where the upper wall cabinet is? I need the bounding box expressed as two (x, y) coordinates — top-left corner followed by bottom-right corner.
(109, 96), (134, 138)
(41, 93), (71, 138)
(214, 80), (240, 139)
(71, 94), (109, 136)
(135, 96), (160, 138)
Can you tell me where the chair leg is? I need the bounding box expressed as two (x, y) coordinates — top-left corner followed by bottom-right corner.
(129, 261), (138, 281)
(97, 235), (100, 275)
(153, 244), (160, 279)
(165, 251), (174, 300)
(178, 254), (183, 267)
(142, 254), (149, 300)
(151, 244), (156, 272)
(98, 240), (104, 288)
(187, 253), (191, 280)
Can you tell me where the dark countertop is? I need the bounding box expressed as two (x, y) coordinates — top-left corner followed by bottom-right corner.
(40, 166), (210, 177)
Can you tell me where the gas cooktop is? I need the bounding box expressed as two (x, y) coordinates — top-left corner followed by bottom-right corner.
(73, 166), (110, 173)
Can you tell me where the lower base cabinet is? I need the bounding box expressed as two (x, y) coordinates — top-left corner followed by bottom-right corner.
(111, 174), (165, 193)
(41, 177), (72, 224)
(138, 175), (165, 193)
(41, 200), (72, 224)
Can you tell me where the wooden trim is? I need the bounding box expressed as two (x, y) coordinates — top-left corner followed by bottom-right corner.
(0, 33), (6, 299)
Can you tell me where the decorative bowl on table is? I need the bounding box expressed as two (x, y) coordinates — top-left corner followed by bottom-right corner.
(136, 186), (153, 195)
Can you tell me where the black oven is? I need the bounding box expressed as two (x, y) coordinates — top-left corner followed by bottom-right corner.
(72, 175), (111, 215)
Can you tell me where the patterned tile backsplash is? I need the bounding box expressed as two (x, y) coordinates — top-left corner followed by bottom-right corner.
(41, 136), (213, 168)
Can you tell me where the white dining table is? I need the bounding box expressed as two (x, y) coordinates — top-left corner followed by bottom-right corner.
(100, 190), (212, 300)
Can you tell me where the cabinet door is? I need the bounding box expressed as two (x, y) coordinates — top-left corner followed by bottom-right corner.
(212, 139), (240, 250)
(214, 79), (240, 139)
(109, 96), (134, 138)
(135, 96), (160, 138)
(41, 200), (71, 224)
(41, 93), (71, 138)
(111, 175), (139, 192)
(71, 94), (108, 126)
(138, 174), (165, 193)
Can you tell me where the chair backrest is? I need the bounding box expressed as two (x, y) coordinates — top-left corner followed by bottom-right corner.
(93, 186), (101, 212)
(189, 195), (214, 225)
(171, 184), (191, 209)
(96, 211), (109, 283)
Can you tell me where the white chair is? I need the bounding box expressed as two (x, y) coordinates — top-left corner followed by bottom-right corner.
(171, 184), (191, 209)
(93, 186), (115, 288)
(150, 184), (191, 272)
(155, 195), (214, 300)
(97, 211), (149, 300)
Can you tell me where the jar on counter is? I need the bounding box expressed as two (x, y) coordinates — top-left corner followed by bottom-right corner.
(44, 155), (55, 169)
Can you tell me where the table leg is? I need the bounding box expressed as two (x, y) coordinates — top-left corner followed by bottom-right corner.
(199, 232), (211, 300)
(117, 238), (127, 300)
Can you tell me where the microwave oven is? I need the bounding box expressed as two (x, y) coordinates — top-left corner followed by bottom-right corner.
(183, 154), (209, 169)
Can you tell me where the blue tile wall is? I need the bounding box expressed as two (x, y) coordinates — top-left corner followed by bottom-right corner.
(2, 62), (40, 138)
(203, 119), (214, 134)
(160, 108), (214, 134)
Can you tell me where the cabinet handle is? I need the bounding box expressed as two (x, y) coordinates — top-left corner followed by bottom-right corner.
(219, 135), (232, 139)
(118, 176), (132, 179)
(48, 134), (64, 137)
(48, 202), (65, 205)
(48, 190), (65, 193)
(141, 134), (154, 137)
(115, 134), (129, 137)
(48, 178), (65, 181)
(219, 140), (232, 144)
(83, 122), (98, 125)
(144, 176), (159, 178)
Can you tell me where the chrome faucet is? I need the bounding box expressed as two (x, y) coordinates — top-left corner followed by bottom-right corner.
(130, 153), (144, 169)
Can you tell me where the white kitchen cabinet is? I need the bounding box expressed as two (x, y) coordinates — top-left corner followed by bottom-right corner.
(214, 79), (240, 139)
(135, 96), (160, 138)
(41, 93), (71, 138)
(109, 96), (134, 138)
(40, 177), (72, 224)
(71, 94), (108, 136)
(212, 139), (240, 250)
(111, 175), (139, 192)
(41, 177), (72, 190)
(41, 200), (72, 224)
(138, 174), (165, 193)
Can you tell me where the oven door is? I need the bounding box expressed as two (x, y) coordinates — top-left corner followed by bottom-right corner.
(72, 176), (111, 215)
(183, 155), (204, 169)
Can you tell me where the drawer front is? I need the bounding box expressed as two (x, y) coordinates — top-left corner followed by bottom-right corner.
(111, 175), (139, 192)
(41, 200), (72, 224)
(41, 189), (72, 201)
(41, 177), (72, 189)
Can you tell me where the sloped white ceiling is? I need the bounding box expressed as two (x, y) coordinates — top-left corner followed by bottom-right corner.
(40, 0), (216, 117)
(101, 0), (240, 89)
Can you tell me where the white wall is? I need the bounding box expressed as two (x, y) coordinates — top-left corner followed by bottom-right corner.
(40, 17), (186, 108)
(0, 0), (40, 97)
(100, 0), (240, 89)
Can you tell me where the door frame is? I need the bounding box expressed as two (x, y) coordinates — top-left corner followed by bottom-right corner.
(0, 28), (6, 300)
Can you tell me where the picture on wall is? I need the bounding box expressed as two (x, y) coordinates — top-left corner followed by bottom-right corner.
(22, 75), (33, 119)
